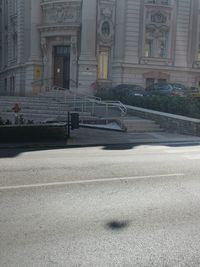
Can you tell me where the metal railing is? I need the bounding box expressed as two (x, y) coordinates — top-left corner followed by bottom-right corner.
(32, 82), (127, 118)
(54, 88), (127, 117)
(71, 95), (127, 117)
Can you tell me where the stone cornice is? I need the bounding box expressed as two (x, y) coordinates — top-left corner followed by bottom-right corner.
(40, 0), (82, 7)
(39, 24), (80, 33)
(112, 62), (200, 73)
(0, 64), (27, 74)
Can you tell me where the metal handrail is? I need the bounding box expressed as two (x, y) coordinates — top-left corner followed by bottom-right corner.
(82, 98), (127, 116)
(45, 85), (127, 117)
(103, 100), (127, 115)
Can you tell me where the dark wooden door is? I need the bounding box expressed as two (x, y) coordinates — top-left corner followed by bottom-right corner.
(54, 56), (64, 88)
(63, 55), (70, 89)
(53, 46), (70, 89)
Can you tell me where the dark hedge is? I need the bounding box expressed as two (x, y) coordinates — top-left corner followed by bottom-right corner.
(95, 89), (200, 119)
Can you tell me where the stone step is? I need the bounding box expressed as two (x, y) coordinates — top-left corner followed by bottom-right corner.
(0, 99), (75, 107)
(126, 126), (163, 132)
(0, 103), (73, 110)
(0, 96), (57, 102)
(122, 118), (163, 133)
(1, 112), (95, 123)
(0, 107), (91, 116)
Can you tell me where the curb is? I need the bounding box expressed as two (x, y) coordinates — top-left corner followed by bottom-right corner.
(0, 140), (200, 149)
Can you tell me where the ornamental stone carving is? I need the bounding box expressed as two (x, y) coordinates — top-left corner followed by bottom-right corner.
(97, 0), (116, 46)
(146, 10), (170, 26)
(41, 1), (81, 25)
(98, 19), (114, 45)
(41, 37), (48, 64)
(101, 6), (113, 19)
(151, 12), (167, 23)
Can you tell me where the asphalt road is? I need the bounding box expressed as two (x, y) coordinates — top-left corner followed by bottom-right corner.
(1, 143), (200, 266)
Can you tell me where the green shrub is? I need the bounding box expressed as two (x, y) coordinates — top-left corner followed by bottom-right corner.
(95, 88), (200, 119)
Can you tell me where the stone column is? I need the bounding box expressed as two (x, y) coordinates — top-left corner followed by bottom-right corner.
(114, 0), (126, 63)
(17, 0), (25, 65)
(112, 0), (126, 85)
(78, 0), (97, 94)
(17, 0), (26, 95)
(71, 35), (78, 92)
(25, 0), (42, 95)
(29, 0), (42, 61)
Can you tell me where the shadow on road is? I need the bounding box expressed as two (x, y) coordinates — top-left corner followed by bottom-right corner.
(106, 220), (130, 231)
(102, 143), (137, 150)
(0, 142), (200, 158)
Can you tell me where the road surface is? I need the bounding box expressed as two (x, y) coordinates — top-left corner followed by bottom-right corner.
(1, 143), (200, 266)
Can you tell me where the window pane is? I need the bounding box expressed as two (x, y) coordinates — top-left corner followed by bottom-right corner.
(98, 49), (109, 79)
(145, 39), (153, 57)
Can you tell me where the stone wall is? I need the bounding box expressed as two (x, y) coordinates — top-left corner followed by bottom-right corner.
(126, 105), (200, 136)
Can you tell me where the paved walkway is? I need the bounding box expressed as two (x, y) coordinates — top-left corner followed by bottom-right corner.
(67, 127), (200, 146)
(1, 127), (200, 149)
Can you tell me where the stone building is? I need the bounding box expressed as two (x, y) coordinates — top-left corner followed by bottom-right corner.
(1, 0), (200, 96)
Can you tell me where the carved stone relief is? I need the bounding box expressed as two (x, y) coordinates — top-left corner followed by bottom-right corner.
(41, 37), (48, 64)
(97, 1), (115, 46)
(42, 2), (81, 25)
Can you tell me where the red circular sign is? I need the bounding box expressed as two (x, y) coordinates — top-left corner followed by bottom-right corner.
(12, 104), (21, 113)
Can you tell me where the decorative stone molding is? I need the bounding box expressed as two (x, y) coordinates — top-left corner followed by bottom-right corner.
(98, 19), (114, 45)
(71, 36), (77, 65)
(41, 1), (81, 25)
(41, 37), (48, 64)
(145, 9), (171, 27)
(144, 0), (174, 6)
(97, 0), (116, 46)
(100, 5), (113, 19)
(140, 57), (173, 66)
(39, 24), (80, 36)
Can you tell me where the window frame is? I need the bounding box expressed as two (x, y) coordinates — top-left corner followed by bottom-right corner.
(98, 47), (110, 80)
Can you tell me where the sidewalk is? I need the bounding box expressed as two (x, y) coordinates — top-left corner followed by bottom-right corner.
(66, 127), (200, 146)
(1, 127), (200, 149)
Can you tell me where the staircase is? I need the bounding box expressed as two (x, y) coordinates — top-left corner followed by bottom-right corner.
(0, 95), (93, 123)
(0, 89), (163, 133)
(121, 117), (163, 133)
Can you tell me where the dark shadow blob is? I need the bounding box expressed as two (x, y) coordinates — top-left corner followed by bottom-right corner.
(103, 143), (136, 150)
(106, 220), (130, 231)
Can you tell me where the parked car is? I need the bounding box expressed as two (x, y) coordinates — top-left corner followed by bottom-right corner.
(170, 83), (188, 97)
(187, 86), (200, 98)
(145, 83), (187, 97)
(110, 84), (148, 98)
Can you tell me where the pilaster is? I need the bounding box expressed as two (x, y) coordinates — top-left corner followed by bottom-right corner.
(78, 0), (97, 94)
(17, 0), (25, 64)
(29, 0), (42, 62)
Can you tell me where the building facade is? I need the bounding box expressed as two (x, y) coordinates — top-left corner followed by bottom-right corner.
(1, 0), (200, 96)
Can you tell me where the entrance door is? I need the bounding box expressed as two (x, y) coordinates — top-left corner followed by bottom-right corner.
(53, 46), (70, 89)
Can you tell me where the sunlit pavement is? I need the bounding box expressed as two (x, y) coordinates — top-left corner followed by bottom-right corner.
(1, 144), (200, 266)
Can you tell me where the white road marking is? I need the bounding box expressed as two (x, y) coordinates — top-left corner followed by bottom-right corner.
(185, 155), (200, 160)
(165, 148), (200, 154)
(0, 173), (184, 191)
